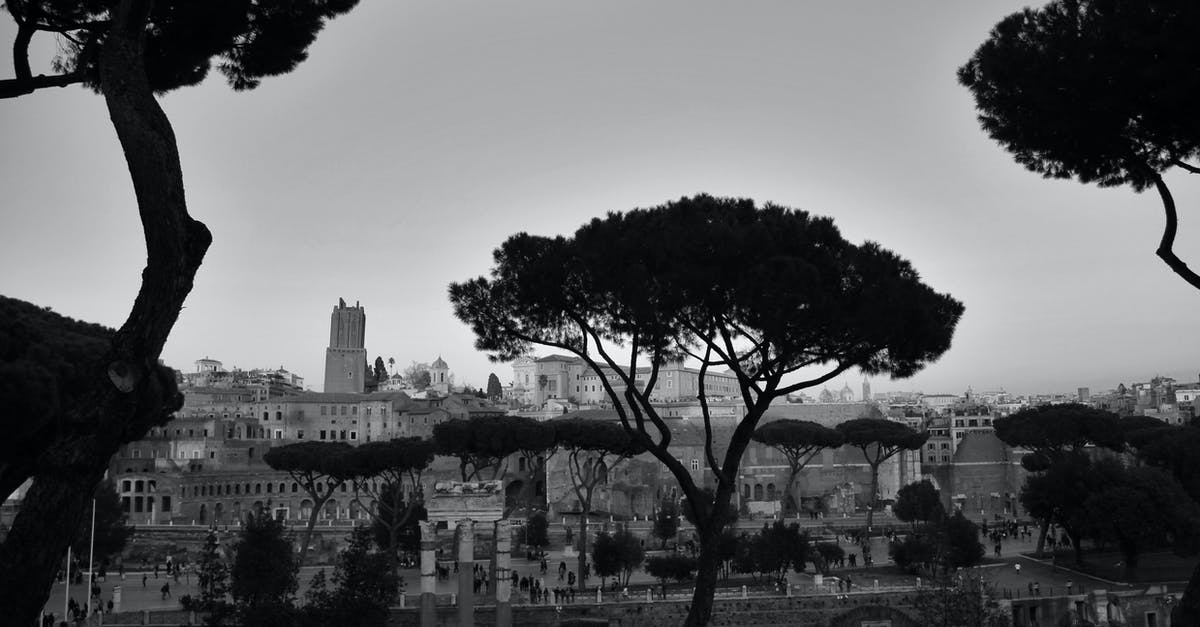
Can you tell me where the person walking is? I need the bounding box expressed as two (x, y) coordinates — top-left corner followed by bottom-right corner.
(161, 582), (171, 600)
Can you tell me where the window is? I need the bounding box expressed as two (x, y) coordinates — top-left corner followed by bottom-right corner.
(298, 430), (305, 439)
(340, 430), (347, 440)
(192, 450), (201, 459)
(274, 429), (283, 439)
(320, 430), (327, 440)
(162, 496), (172, 512)
(122, 480), (131, 492)
(263, 411), (269, 420)
(349, 432), (358, 441)
(132, 449), (141, 459)
(691, 459), (699, 471)
(352, 406), (357, 415)
(341, 406), (347, 416)
(276, 411), (282, 420)
(321, 406), (327, 416)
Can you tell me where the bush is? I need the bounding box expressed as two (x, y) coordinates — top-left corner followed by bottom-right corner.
(645, 554), (697, 583)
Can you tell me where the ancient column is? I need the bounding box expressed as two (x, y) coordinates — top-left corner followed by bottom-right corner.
(458, 519), (475, 627)
(419, 521), (437, 627)
(494, 519), (513, 627)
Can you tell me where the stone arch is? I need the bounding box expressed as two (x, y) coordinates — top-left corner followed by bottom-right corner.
(253, 501), (264, 517)
(505, 480), (526, 511)
(198, 503), (207, 524)
(214, 502), (225, 523)
(300, 499), (314, 520)
(323, 499), (339, 520)
(767, 483), (776, 501)
(754, 484), (764, 500)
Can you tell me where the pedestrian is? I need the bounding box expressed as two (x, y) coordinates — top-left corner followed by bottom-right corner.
(1015, 563), (1021, 576)
(142, 574), (147, 588)
(1067, 580), (1073, 594)
(161, 582), (171, 600)
(1034, 581), (1040, 596)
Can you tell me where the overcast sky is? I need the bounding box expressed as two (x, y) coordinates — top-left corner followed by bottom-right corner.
(2, 1), (1197, 396)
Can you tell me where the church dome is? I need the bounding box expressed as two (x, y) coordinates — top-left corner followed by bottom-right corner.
(431, 356), (448, 369)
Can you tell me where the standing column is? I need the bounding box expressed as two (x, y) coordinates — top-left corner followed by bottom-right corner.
(419, 521), (437, 627)
(493, 520), (512, 627)
(458, 519), (475, 627)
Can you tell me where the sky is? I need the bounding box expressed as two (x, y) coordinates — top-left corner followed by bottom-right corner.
(1, 2), (1197, 396)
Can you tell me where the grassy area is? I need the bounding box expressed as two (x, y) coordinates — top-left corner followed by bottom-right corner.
(1028, 550), (1198, 584)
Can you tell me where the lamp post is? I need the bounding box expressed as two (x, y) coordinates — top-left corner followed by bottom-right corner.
(86, 498), (96, 616)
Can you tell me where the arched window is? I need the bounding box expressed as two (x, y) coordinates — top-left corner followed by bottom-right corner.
(767, 483), (776, 501)
(742, 484), (750, 500)
(753, 484), (763, 501)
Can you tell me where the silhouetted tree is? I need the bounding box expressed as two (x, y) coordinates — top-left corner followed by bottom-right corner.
(551, 416), (643, 591)
(369, 484), (426, 559)
(1133, 423), (1200, 624)
(994, 403), (1123, 554)
(264, 441), (353, 565)
(959, 0), (1200, 291)
(336, 438), (435, 578)
(1019, 451), (1097, 565)
(653, 497), (680, 550)
(894, 479), (945, 529)
(525, 511), (550, 552)
(752, 419), (843, 513)
(1083, 460), (1200, 581)
(231, 513), (298, 627)
(0, 2), (362, 620)
(70, 479), (133, 562)
(487, 373), (504, 400)
(645, 554), (697, 586)
(196, 530), (231, 623)
(302, 526), (398, 627)
(449, 195), (962, 626)
(592, 529), (645, 587)
(836, 418), (929, 530)
(373, 356), (388, 383)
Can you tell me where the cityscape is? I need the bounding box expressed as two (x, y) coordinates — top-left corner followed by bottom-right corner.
(3, 2), (1200, 627)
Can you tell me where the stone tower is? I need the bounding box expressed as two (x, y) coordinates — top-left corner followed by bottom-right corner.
(428, 356), (450, 394)
(862, 378), (872, 403)
(324, 298), (367, 394)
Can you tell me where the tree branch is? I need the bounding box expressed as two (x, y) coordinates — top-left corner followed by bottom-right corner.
(0, 72), (86, 99)
(1149, 173), (1200, 291)
(1172, 160), (1200, 175)
(697, 345), (722, 480)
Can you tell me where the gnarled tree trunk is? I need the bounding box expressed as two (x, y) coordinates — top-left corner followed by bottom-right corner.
(0, 1), (211, 624)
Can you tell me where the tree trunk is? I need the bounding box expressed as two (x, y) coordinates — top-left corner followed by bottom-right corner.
(866, 464), (880, 531)
(299, 493), (329, 566)
(576, 506), (589, 592)
(1171, 561), (1200, 625)
(1034, 519), (1050, 557)
(0, 3), (211, 624)
(682, 525), (723, 627)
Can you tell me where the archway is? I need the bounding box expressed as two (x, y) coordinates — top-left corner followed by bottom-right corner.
(214, 502), (225, 523)
(198, 503), (207, 525)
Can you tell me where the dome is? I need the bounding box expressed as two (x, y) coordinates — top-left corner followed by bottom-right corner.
(431, 356), (448, 369)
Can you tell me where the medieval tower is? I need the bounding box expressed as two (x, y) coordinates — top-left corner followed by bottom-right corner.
(324, 298), (367, 394)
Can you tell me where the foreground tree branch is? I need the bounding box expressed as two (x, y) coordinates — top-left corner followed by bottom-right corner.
(1150, 173), (1200, 290)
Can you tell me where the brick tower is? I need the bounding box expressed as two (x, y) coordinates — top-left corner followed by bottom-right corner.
(324, 298), (367, 393)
